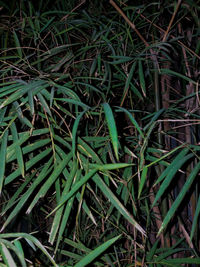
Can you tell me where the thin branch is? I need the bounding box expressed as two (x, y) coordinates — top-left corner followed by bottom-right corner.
(109, 0), (149, 47)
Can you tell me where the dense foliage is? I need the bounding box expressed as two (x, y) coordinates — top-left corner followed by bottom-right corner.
(0, 0), (200, 266)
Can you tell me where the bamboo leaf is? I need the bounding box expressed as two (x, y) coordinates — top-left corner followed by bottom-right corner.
(160, 257), (200, 265)
(0, 238), (27, 267)
(90, 163), (133, 171)
(0, 242), (17, 267)
(159, 69), (197, 85)
(0, 130), (8, 194)
(158, 161), (200, 236)
(0, 80), (48, 108)
(154, 248), (187, 262)
(28, 90), (34, 115)
(13, 31), (22, 58)
(5, 240), (26, 267)
(13, 101), (33, 128)
(0, 233), (58, 267)
(74, 235), (121, 267)
(10, 122), (25, 177)
(108, 55), (133, 64)
(153, 150), (193, 207)
(64, 238), (91, 253)
(7, 138), (51, 163)
(1, 172), (34, 216)
(120, 61), (137, 106)
(72, 110), (88, 158)
(190, 194), (200, 240)
(1, 159), (53, 231)
(90, 57), (97, 76)
(116, 107), (144, 138)
(37, 92), (52, 116)
(146, 239), (159, 261)
(47, 169), (97, 217)
(0, 107), (7, 126)
(13, 240), (25, 264)
(48, 158), (78, 245)
(138, 60), (146, 97)
(5, 148), (52, 185)
(55, 98), (90, 110)
(26, 152), (73, 214)
(103, 103), (119, 161)
(77, 137), (103, 163)
(76, 192), (97, 225)
(6, 132), (30, 161)
(93, 174), (146, 236)
(138, 166), (148, 198)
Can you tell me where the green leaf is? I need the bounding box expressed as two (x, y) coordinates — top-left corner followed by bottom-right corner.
(7, 138), (51, 163)
(26, 152), (73, 214)
(13, 101), (33, 128)
(190, 194), (200, 240)
(160, 257), (200, 265)
(138, 60), (146, 97)
(48, 157), (78, 245)
(120, 62), (137, 106)
(103, 103), (119, 161)
(1, 172), (34, 216)
(152, 149), (192, 207)
(55, 98), (90, 110)
(146, 239), (159, 261)
(159, 69), (197, 85)
(116, 107), (144, 138)
(0, 238), (26, 267)
(40, 17), (55, 33)
(158, 161), (200, 236)
(0, 233), (58, 267)
(55, 194), (76, 253)
(13, 240), (25, 266)
(5, 148), (52, 185)
(77, 137), (103, 164)
(13, 31), (22, 58)
(154, 248), (187, 262)
(0, 107), (7, 126)
(0, 242), (17, 267)
(1, 159), (53, 232)
(90, 57), (97, 76)
(146, 144), (185, 169)
(72, 110), (88, 158)
(6, 132), (30, 161)
(74, 235), (121, 267)
(90, 163), (133, 171)
(108, 55), (133, 64)
(0, 130), (8, 193)
(93, 174), (145, 236)
(138, 166), (148, 198)
(28, 89), (34, 115)
(37, 92), (52, 116)
(0, 80), (48, 108)
(47, 169), (97, 216)
(10, 122), (25, 177)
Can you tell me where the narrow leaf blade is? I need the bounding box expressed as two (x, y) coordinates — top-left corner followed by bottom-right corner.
(103, 103), (119, 161)
(74, 235), (121, 267)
